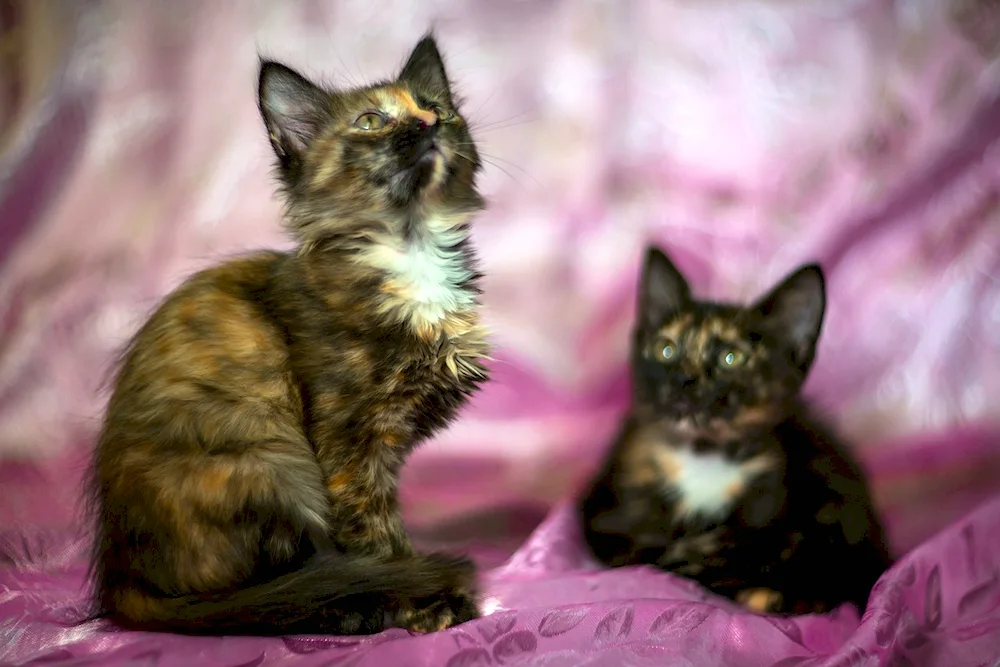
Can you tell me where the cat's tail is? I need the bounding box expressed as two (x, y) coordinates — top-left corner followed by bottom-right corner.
(100, 552), (476, 636)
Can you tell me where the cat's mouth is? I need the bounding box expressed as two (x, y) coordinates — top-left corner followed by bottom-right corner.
(389, 142), (445, 203)
(415, 144), (442, 172)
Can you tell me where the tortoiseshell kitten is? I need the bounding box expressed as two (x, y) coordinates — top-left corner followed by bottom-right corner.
(580, 247), (893, 615)
(88, 35), (490, 636)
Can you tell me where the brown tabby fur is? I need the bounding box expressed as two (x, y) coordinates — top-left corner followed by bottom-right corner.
(88, 34), (490, 636)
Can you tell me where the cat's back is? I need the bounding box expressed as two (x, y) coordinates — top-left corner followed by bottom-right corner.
(100, 250), (300, 455)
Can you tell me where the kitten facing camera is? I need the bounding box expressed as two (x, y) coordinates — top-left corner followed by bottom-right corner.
(580, 246), (892, 615)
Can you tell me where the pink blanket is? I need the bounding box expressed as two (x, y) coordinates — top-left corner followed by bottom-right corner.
(2, 1), (1000, 665)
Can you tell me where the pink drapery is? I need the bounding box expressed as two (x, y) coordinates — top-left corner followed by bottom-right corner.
(2, 2), (1000, 665)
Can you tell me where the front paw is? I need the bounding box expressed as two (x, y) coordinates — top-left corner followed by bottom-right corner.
(735, 587), (835, 616)
(394, 588), (479, 632)
(736, 587), (784, 613)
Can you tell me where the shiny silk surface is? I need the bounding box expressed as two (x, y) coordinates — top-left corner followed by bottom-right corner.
(2, 1), (1000, 665)
(3, 502), (1000, 666)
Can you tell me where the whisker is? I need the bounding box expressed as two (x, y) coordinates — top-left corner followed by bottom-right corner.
(451, 141), (533, 171)
(450, 143), (535, 181)
(350, 54), (371, 89)
(332, 48), (362, 89)
(466, 68), (530, 124)
(454, 149), (524, 185)
(480, 156), (531, 188)
(469, 111), (538, 134)
(470, 86), (501, 122)
(480, 154), (539, 186)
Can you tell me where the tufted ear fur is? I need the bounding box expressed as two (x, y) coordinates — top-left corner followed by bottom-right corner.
(258, 61), (331, 170)
(752, 264), (826, 372)
(398, 33), (453, 104)
(638, 247), (691, 331)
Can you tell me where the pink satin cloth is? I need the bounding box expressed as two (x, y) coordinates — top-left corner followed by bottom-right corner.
(2, 1), (1000, 665)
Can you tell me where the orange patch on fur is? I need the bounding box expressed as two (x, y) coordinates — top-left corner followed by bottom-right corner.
(115, 588), (165, 621)
(736, 588), (783, 613)
(621, 425), (681, 487)
(731, 404), (778, 430)
(191, 463), (236, 503)
(327, 471), (352, 493)
(184, 548), (230, 590)
(390, 86), (437, 126)
(381, 279), (415, 303)
(648, 443), (682, 482)
(314, 391), (344, 414)
(724, 479), (745, 500)
(380, 432), (402, 447)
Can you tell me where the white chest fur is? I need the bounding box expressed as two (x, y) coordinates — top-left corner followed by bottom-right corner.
(358, 217), (476, 332)
(657, 447), (774, 524)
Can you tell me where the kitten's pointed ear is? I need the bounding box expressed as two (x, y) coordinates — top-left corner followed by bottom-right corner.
(638, 247), (691, 329)
(258, 61), (330, 166)
(753, 264), (826, 370)
(399, 34), (452, 101)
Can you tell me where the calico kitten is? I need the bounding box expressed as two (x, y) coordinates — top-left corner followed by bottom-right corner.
(88, 35), (490, 636)
(580, 247), (892, 615)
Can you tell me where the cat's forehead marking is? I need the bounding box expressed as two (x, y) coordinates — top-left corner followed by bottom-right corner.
(658, 314), (693, 340)
(376, 87), (437, 126)
(702, 316), (744, 345)
(681, 315), (744, 368)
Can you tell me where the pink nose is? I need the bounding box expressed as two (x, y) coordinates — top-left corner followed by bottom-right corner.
(415, 109), (437, 128)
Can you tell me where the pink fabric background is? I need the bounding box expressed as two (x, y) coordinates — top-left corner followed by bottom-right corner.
(2, 1), (1000, 665)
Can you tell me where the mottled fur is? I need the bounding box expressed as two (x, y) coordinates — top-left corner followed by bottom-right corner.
(88, 34), (489, 636)
(580, 247), (892, 615)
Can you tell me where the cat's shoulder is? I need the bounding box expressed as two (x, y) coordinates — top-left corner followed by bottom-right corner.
(777, 402), (868, 481)
(169, 250), (286, 299)
(122, 250), (291, 377)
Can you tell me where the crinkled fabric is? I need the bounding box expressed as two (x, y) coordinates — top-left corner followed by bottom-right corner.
(2, 1), (1000, 665)
(3, 501), (1000, 666)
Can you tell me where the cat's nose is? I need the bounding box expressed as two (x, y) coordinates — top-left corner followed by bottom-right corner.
(418, 117), (439, 135)
(415, 109), (438, 130)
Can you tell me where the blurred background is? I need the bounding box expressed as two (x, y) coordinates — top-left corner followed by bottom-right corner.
(1, 0), (1000, 562)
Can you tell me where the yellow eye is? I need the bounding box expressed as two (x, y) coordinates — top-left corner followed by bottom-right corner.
(654, 338), (679, 364)
(429, 104), (453, 121)
(354, 113), (386, 131)
(718, 349), (746, 369)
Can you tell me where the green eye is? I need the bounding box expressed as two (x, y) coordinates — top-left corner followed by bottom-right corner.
(653, 338), (679, 363)
(354, 112), (386, 131)
(719, 349), (746, 369)
(429, 104), (454, 121)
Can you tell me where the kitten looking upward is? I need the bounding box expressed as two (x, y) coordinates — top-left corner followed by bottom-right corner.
(580, 247), (892, 615)
(89, 34), (490, 636)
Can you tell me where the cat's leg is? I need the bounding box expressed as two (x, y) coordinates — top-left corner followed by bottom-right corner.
(753, 503), (888, 615)
(580, 470), (672, 568)
(302, 382), (415, 560)
(326, 473), (413, 560)
(660, 528), (788, 613)
(656, 528), (727, 575)
(315, 435), (479, 631)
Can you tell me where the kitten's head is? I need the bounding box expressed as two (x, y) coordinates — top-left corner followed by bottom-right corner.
(631, 246), (826, 439)
(258, 34), (483, 241)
